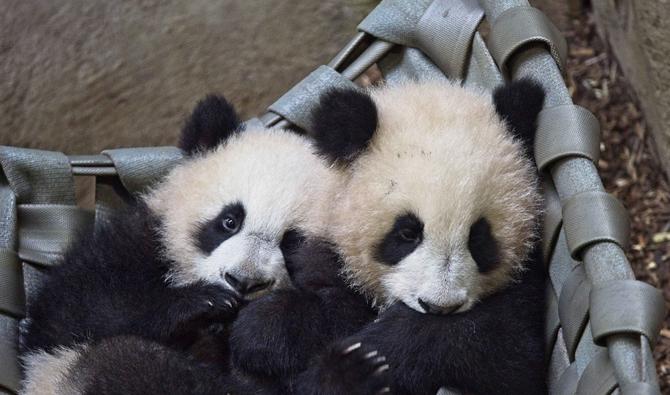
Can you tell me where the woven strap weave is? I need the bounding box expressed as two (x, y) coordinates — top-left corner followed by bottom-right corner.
(535, 105), (601, 172)
(562, 191), (630, 259)
(590, 280), (665, 346)
(488, 6), (567, 73)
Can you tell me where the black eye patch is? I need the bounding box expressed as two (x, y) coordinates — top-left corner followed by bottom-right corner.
(375, 213), (424, 266)
(195, 202), (246, 254)
(468, 217), (500, 273)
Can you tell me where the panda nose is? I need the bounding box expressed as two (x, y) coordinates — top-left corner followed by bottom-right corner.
(224, 273), (273, 295)
(417, 298), (463, 315)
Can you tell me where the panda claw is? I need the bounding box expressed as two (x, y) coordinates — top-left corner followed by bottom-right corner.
(371, 356), (386, 365)
(342, 342), (362, 355)
(364, 350), (379, 359)
(376, 387), (391, 394)
(374, 364), (390, 375)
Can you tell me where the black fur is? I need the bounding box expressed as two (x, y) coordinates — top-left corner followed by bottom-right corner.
(294, 340), (390, 395)
(67, 336), (258, 395)
(230, 81), (548, 394)
(22, 203), (243, 356)
(179, 94), (241, 155)
(229, 240), (376, 383)
(195, 201), (246, 254)
(468, 217), (500, 273)
(311, 88), (378, 164)
(492, 78), (545, 159)
(346, 247), (546, 395)
(232, 242), (546, 395)
(375, 212), (424, 266)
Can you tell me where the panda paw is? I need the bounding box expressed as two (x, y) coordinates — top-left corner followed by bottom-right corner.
(184, 284), (243, 324)
(311, 340), (391, 395)
(168, 284), (243, 344)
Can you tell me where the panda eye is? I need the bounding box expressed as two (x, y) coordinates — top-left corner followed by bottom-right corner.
(375, 212), (424, 266)
(195, 202), (246, 255)
(221, 215), (240, 233)
(398, 227), (420, 243)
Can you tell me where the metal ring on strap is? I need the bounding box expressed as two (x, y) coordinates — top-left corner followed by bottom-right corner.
(535, 105), (601, 172)
(488, 6), (567, 73)
(575, 350), (618, 395)
(0, 249), (23, 318)
(268, 65), (359, 133)
(558, 265), (591, 361)
(590, 280), (665, 347)
(17, 204), (94, 266)
(416, 0), (484, 79)
(562, 191), (630, 260)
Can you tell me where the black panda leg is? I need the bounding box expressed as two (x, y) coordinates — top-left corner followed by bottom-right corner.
(230, 289), (333, 378)
(348, 266), (547, 395)
(293, 340), (390, 395)
(230, 286), (375, 380)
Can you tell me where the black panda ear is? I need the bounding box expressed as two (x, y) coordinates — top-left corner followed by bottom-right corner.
(179, 95), (241, 155)
(492, 79), (545, 158)
(311, 88), (378, 165)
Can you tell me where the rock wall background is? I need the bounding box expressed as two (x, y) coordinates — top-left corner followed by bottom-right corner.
(0, 0), (372, 153)
(533, 0), (670, 176)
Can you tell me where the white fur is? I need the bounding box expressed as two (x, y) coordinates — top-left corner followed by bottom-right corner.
(331, 80), (541, 313)
(21, 346), (86, 395)
(145, 127), (342, 295)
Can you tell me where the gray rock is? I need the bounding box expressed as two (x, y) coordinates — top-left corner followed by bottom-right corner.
(0, 0), (370, 153)
(591, 0), (670, 176)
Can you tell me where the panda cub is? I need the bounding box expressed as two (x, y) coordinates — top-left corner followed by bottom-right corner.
(20, 95), (392, 394)
(231, 79), (547, 394)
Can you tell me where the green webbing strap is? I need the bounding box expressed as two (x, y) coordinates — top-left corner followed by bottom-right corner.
(379, 48), (449, 84)
(17, 205), (93, 266)
(542, 177), (562, 265)
(575, 350), (618, 395)
(0, 249), (23, 317)
(488, 6), (567, 74)
(558, 265), (591, 361)
(102, 147), (183, 196)
(268, 66), (359, 133)
(590, 281), (665, 347)
(360, 0), (485, 81)
(555, 364), (579, 395)
(415, 0), (484, 79)
(0, 316), (20, 394)
(545, 281), (560, 359)
(535, 105), (601, 172)
(0, 147), (75, 205)
(463, 33), (504, 91)
(357, 0), (431, 46)
(0, 147), (76, 393)
(619, 382), (661, 395)
(243, 118), (266, 131)
(562, 191), (630, 260)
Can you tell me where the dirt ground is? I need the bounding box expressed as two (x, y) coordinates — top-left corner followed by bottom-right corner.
(564, 10), (670, 391)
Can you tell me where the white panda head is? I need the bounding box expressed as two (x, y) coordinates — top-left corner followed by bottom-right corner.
(311, 79), (545, 314)
(144, 96), (341, 299)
